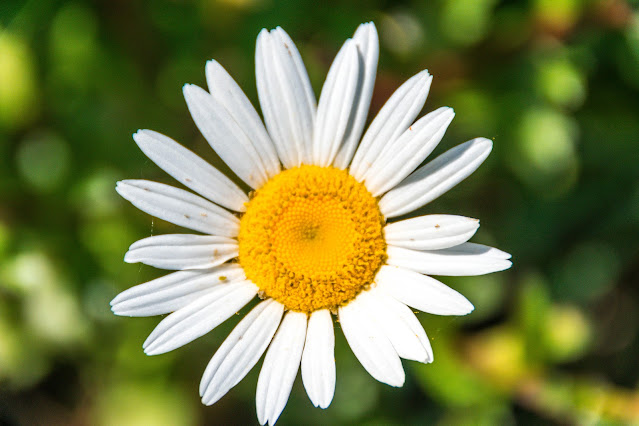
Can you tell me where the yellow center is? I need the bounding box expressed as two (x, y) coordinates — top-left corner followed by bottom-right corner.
(238, 165), (387, 313)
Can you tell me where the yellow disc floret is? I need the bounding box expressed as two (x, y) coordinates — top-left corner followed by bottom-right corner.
(238, 165), (387, 313)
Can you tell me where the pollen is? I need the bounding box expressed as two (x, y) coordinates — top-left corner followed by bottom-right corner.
(238, 165), (387, 313)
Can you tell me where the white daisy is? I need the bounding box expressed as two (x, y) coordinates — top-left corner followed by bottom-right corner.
(112, 22), (512, 425)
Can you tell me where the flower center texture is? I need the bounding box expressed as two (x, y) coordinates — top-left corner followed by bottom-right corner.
(238, 165), (387, 313)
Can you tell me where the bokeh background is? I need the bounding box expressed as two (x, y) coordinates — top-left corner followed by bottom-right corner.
(1, 0), (639, 424)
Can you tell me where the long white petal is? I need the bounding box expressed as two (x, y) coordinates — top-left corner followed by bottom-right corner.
(358, 289), (433, 363)
(183, 84), (269, 189)
(374, 265), (474, 316)
(110, 265), (245, 317)
(349, 70), (432, 181)
(124, 234), (238, 270)
(256, 27), (316, 168)
(143, 280), (257, 355)
(255, 32), (292, 168)
(116, 180), (239, 237)
(256, 311), (307, 425)
(338, 295), (405, 387)
(379, 138), (493, 218)
(301, 309), (335, 409)
(312, 39), (360, 167)
(384, 215), (480, 250)
(333, 22), (379, 169)
(364, 107), (455, 196)
(205, 60), (281, 179)
(449, 242), (512, 259)
(387, 243), (512, 276)
(200, 299), (284, 405)
(132, 129), (248, 212)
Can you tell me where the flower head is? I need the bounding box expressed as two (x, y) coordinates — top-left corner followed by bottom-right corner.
(112, 22), (512, 425)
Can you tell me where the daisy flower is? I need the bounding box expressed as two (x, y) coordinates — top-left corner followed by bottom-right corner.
(112, 22), (512, 425)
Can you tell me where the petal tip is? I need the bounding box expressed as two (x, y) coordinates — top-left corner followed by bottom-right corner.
(114, 181), (127, 194)
(109, 293), (122, 307)
(461, 300), (475, 315)
(257, 28), (269, 40)
(183, 83), (196, 96)
(110, 304), (129, 317)
(123, 251), (135, 263)
(390, 375), (406, 388)
(475, 137), (494, 150)
(143, 341), (162, 356)
(417, 69), (431, 80)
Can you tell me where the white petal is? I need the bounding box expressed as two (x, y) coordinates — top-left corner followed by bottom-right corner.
(387, 243), (512, 276)
(358, 289), (433, 363)
(132, 129), (248, 212)
(116, 180), (239, 237)
(110, 265), (245, 317)
(312, 39), (360, 167)
(451, 242), (512, 259)
(333, 22), (379, 169)
(256, 311), (307, 425)
(124, 234), (238, 270)
(205, 60), (281, 179)
(374, 265), (474, 316)
(349, 70), (432, 181)
(338, 295), (405, 387)
(143, 280), (257, 355)
(301, 309), (335, 409)
(256, 27), (316, 168)
(379, 138), (493, 218)
(183, 84), (270, 189)
(200, 299), (284, 405)
(364, 107), (455, 196)
(384, 214), (480, 250)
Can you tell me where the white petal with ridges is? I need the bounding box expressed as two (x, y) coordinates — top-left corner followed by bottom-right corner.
(358, 289), (433, 363)
(205, 60), (281, 179)
(256, 311), (307, 425)
(124, 234), (238, 270)
(338, 295), (405, 387)
(333, 22), (379, 169)
(387, 243), (512, 276)
(384, 215), (480, 250)
(143, 280), (257, 355)
(364, 107), (455, 196)
(111, 265), (245, 317)
(255, 31), (293, 168)
(184, 84), (269, 189)
(379, 138), (493, 218)
(116, 180), (239, 237)
(132, 129), (248, 212)
(313, 39), (360, 167)
(200, 299), (284, 405)
(301, 309), (335, 409)
(350, 70), (432, 181)
(375, 265), (474, 316)
(256, 27), (316, 168)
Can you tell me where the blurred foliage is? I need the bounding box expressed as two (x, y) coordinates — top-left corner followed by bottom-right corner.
(1, 0), (639, 424)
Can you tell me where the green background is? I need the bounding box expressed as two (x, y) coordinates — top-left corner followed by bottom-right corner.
(1, 0), (639, 424)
